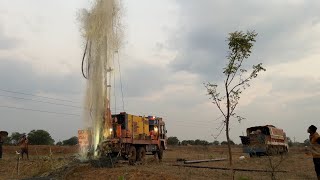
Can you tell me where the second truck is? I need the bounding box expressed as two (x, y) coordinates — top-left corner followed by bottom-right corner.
(239, 125), (289, 157)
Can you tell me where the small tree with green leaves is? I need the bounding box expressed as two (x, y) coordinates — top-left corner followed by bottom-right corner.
(56, 141), (63, 146)
(221, 140), (235, 145)
(28, 130), (55, 145)
(204, 30), (266, 176)
(10, 132), (25, 145)
(167, 136), (180, 146)
(212, 140), (220, 146)
(62, 136), (78, 146)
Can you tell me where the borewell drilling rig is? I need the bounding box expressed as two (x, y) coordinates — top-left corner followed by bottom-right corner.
(78, 0), (167, 167)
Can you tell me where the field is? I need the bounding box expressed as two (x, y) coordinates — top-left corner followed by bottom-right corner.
(0, 145), (317, 180)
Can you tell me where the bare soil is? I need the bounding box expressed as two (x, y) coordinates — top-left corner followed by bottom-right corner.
(0, 145), (317, 180)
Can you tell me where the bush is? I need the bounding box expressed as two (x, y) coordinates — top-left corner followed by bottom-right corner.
(28, 130), (55, 145)
(62, 136), (78, 146)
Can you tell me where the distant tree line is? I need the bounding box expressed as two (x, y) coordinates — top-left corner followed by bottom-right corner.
(287, 137), (310, 147)
(167, 136), (310, 147)
(4, 130), (78, 146)
(167, 136), (236, 146)
(56, 136), (78, 146)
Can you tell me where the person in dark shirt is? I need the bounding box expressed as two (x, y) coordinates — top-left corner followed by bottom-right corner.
(0, 135), (3, 159)
(0, 131), (8, 159)
(308, 125), (320, 180)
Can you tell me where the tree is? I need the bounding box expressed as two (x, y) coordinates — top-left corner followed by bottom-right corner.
(3, 136), (12, 145)
(287, 137), (293, 147)
(62, 136), (78, 146)
(221, 140), (235, 145)
(181, 140), (195, 146)
(195, 139), (202, 145)
(204, 31), (266, 174)
(304, 139), (310, 146)
(10, 132), (25, 145)
(212, 140), (220, 145)
(194, 139), (209, 146)
(167, 136), (179, 146)
(28, 130), (55, 145)
(3, 132), (26, 145)
(56, 141), (63, 146)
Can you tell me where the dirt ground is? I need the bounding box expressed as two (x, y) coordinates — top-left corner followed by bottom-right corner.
(0, 145), (318, 180)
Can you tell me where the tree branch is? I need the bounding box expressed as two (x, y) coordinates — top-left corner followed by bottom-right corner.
(205, 83), (227, 119)
(213, 122), (226, 139)
(230, 102), (238, 115)
(214, 115), (224, 122)
(214, 97), (227, 119)
(229, 76), (251, 94)
(227, 57), (245, 87)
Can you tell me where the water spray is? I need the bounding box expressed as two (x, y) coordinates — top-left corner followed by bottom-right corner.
(79, 0), (122, 159)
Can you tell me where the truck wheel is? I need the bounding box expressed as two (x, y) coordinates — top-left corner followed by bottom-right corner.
(137, 147), (146, 162)
(280, 147), (288, 155)
(128, 146), (136, 165)
(152, 151), (157, 159)
(157, 145), (164, 162)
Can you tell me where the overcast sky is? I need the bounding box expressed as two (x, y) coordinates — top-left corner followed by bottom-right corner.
(0, 0), (320, 143)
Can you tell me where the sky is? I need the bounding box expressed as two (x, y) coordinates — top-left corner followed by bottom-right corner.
(0, 0), (320, 143)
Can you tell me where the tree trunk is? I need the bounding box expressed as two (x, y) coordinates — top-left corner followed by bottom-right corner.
(226, 121), (232, 166)
(225, 80), (234, 179)
(226, 118), (234, 179)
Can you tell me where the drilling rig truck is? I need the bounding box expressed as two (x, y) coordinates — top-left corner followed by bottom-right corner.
(78, 112), (167, 165)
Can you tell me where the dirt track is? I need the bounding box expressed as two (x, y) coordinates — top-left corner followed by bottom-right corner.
(0, 145), (318, 180)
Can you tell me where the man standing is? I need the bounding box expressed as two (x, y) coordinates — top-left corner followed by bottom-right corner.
(0, 131), (8, 159)
(18, 135), (29, 160)
(308, 125), (320, 180)
(0, 134), (3, 159)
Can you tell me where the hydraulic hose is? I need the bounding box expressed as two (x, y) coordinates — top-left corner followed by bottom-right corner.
(82, 39), (89, 79)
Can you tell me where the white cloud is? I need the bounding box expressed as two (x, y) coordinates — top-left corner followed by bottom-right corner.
(0, 0), (89, 76)
(267, 53), (320, 79)
(1, 0), (320, 143)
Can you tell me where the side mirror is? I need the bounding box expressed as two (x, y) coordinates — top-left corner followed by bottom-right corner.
(166, 130), (168, 133)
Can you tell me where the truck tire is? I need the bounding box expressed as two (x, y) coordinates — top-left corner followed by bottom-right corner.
(128, 146), (136, 165)
(137, 147), (146, 162)
(157, 145), (164, 161)
(152, 151), (157, 159)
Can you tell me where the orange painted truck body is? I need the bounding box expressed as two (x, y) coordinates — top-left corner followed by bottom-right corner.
(78, 112), (167, 162)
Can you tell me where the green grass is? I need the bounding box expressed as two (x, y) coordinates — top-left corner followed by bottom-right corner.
(118, 175), (125, 180)
(238, 176), (251, 180)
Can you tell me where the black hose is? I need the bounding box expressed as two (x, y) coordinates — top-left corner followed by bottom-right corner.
(82, 39), (89, 79)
